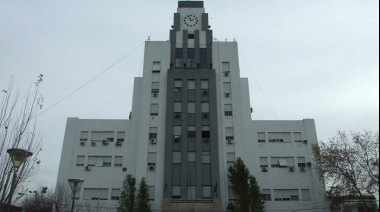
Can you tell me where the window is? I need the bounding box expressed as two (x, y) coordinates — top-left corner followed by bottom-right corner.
(260, 157), (268, 168)
(83, 188), (108, 200)
(148, 186), (155, 200)
(148, 152), (156, 165)
(294, 132), (302, 142)
(80, 131), (88, 141)
(91, 131), (114, 142)
(223, 82), (231, 94)
(271, 157), (295, 168)
(227, 153), (235, 168)
(202, 126), (210, 138)
(258, 132), (266, 143)
(174, 102), (181, 113)
(188, 80), (195, 89)
(188, 48), (195, 68)
(188, 152), (196, 162)
(201, 80), (209, 89)
(103, 157), (112, 167)
(199, 48), (207, 69)
(152, 61), (161, 71)
(188, 34), (195, 39)
(187, 126), (196, 138)
(188, 102), (195, 113)
(87, 156), (111, 167)
(297, 157), (306, 168)
(173, 152), (181, 163)
(114, 156), (123, 167)
(225, 104), (233, 116)
(172, 186), (181, 199)
(222, 62), (230, 73)
(149, 128), (157, 139)
(117, 132), (125, 142)
(302, 189), (311, 201)
(225, 127), (234, 140)
(175, 48), (183, 68)
(111, 189), (120, 200)
(203, 186), (211, 199)
(202, 152), (211, 163)
(150, 104), (158, 116)
(76, 156), (85, 166)
(173, 126), (181, 140)
(274, 189), (299, 201)
(262, 189), (271, 201)
(152, 82), (159, 94)
(201, 102), (209, 113)
(174, 79), (182, 88)
(268, 132), (291, 143)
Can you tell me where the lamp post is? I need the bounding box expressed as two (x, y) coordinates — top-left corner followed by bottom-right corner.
(6, 148), (33, 212)
(68, 178), (84, 212)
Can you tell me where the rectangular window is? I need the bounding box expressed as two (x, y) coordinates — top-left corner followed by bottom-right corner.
(225, 127), (234, 140)
(152, 82), (159, 94)
(173, 152), (181, 163)
(149, 127), (158, 139)
(228, 186), (237, 200)
(268, 132), (291, 143)
(172, 186), (181, 199)
(76, 156), (85, 166)
(103, 156), (112, 167)
(297, 157), (306, 168)
(114, 156), (123, 167)
(175, 48), (183, 68)
(199, 48), (207, 69)
(83, 188), (108, 200)
(148, 186), (155, 200)
(203, 186), (211, 199)
(202, 152), (211, 164)
(188, 152), (196, 162)
(202, 126), (210, 138)
(258, 132), (266, 143)
(188, 48), (195, 68)
(150, 104), (158, 116)
(260, 157), (268, 168)
(111, 189), (120, 200)
(117, 132), (125, 142)
(271, 157), (295, 168)
(222, 62), (230, 72)
(201, 80), (209, 89)
(91, 131), (114, 142)
(227, 153), (235, 168)
(223, 82), (231, 94)
(274, 189), (299, 201)
(148, 152), (156, 165)
(87, 156), (96, 166)
(80, 131), (88, 141)
(302, 189), (311, 201)
(201, 102), (209, 113)
(188, 80), (195, 89)
(173, 126), (181, 139)
(88, 156), (111, 167)
(262, 189), (271, 201)
(188, 102), (195, 113)
(187, 126), (196, 138)
(188, 34), (195, 39)
(224, 104), (233, 116)
(174, 102), (182, 113)
(294, 132), (302, 142)
(152, 61), (161, 71)
(174, 79), (182, 88)
(152, 72), (160, 82)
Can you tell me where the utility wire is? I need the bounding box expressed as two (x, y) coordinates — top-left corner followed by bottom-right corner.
(37, 41), (145, 117)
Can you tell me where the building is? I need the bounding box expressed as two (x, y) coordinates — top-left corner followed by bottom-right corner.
(56, 1), (329, 211)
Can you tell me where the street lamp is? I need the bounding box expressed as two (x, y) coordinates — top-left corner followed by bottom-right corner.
(68, 178), (84, 212)
(6, 148), (33, 212)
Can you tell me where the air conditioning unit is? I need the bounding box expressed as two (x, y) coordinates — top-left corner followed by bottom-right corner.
(150, 138), (157, 144)
(261, 166), (268, 172)
(102, 140), (109, 145)
(91, 141), (96, 146)
(80, 141), (86, 146)
(175, 114), (181, 119)
(303, 140), (308, 144)
(227, 139), (234, 144)
(85, 166), (91, 171)
(116, 141), (122, 146)
(225, 93), (230, 97)
(224, 71), (230, 76)
(122, 167), (127, 172)
(203, 113), (208, 119)
(203, 90), (208, 95)
(289, 166), (295, 172)
(300, 167), (306, 172)
(148, 164), (156, 171)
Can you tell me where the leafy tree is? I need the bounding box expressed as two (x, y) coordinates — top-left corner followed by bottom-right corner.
(135, 178), (151, 212)
(227, 157), (265, 212)
(0, 76), (44, 209)
(119, 174), (136, 212)
(312, 130), (379, 211)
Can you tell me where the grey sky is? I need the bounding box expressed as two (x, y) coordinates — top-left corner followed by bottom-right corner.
(0, 0), (378, 191)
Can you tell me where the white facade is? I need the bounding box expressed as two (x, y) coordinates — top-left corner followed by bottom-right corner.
(56, 2), (329, 211)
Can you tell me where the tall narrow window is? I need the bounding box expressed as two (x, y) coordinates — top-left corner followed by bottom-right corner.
(222, 62), (230, 73)
(226, 127), (234, 140)
(223, 82), (231, 95)
(225, 104), (233, 116)
(173, 126), (181, 141)
(149, 127), (158, 139)
(188, 102), (195, 113)
(150, 104), (158, 116)
(188, 48), (195, 68)
(262, 189), (271, 201)
(302, 189), (311, 201)
(173, 152), (181, 163)
(152, 82), (159, 94)
(80, 131), (88, 141)
(260, 157), (268, 168)
(76, 156), (85, 166)
(294, 132), (302, 142)
(187, 126), (196, 138)
(227, 153), (235, 168)
(117, 132), (125, 142)
(114, 156), (123, 167)
(202, 126), (210, 138)
(201, 102), (209, 113)
(175, 48), (183, 68)
(148, 152), (156, 165)
(174, 102), (182, 113)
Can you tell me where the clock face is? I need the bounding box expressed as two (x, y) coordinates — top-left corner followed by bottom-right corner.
(184, 14), (199, 27)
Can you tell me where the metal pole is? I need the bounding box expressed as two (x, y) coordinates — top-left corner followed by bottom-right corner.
(70, 196), (75, 212)
(6, 168), (18, 212)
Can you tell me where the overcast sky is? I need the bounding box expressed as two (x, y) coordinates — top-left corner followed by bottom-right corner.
(0, 0), (378, 191)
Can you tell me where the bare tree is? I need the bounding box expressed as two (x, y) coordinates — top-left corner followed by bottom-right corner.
(0, 76), (44, 209)
(21, 186), (53, 212)
(312, 130), (379, 211)
(52, 183), (72, 212)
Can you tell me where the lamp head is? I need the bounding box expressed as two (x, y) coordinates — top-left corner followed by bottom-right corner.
(7, 148), (33, 168)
